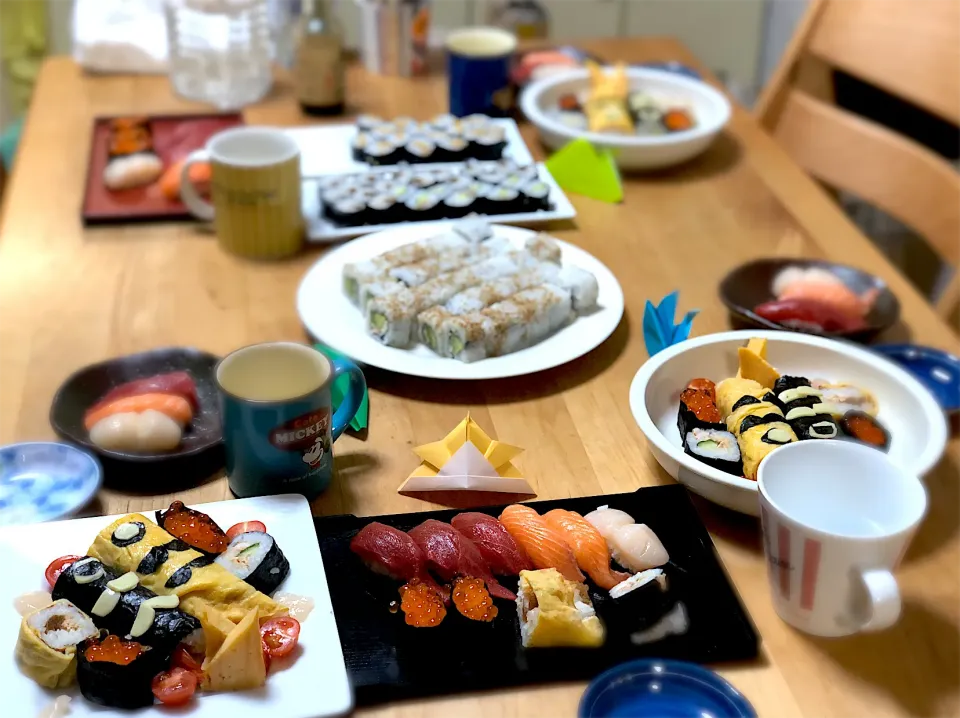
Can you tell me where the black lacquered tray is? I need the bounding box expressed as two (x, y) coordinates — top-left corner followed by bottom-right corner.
(313, 485), (759, 706)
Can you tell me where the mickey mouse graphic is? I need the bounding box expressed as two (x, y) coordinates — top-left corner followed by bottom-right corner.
(302, 436), (326, 467)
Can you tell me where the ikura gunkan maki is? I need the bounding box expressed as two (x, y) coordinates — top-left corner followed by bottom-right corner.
(76, 633), (169, 709)
(215, 531), (290, 594)
(677, 379), (743, 476)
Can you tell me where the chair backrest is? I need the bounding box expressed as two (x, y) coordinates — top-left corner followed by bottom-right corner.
(756, 0), (960, 320)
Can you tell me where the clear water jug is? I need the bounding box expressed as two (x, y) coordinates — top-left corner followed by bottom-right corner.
(165, 0), (275, 109)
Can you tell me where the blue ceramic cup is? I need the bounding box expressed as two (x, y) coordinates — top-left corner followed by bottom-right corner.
(216, 342), (365, 500)
(446, 27), (518, 117)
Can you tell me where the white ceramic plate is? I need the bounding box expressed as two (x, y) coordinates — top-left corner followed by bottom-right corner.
(0, 495), (353, 718)
(629, 330), (948, 516)
(520, 67), (731, 171)
(285, 122), (576, 243)
(296, 223), (624, 380)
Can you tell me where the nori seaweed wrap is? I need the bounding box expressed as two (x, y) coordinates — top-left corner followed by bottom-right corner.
(52, 557), (201, 653)
(76, 633), (168, 709)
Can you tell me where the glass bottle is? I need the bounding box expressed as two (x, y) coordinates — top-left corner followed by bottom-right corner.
(490, 0), (548, 40)
(295, 0), (345, 116)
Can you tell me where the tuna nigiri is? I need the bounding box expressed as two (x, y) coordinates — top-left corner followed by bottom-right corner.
(608, 524), (669, 572)
(498, 505), (585, 583)
(83, 392), (193, 431)
(583, 506), (636, 542)
(407, 520), (515, 601)
(350, 522), (446, 599)
(543, 509), (630, 590)
(450, 512), (532, 576)
(93, 371), (199, 411)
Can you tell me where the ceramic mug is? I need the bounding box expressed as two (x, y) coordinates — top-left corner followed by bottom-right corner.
(216, 342), (365, 500)
(181, 127), (303, 259)
(446, 27), (517, 117)
(757, 440), (927, 637)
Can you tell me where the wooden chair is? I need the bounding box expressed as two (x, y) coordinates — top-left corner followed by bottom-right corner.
(756, 0), (960, 323)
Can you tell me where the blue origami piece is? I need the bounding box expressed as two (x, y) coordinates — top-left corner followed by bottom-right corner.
(643, 291), (699, 357)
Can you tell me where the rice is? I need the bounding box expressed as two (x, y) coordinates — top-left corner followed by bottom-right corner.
(28, 600), (97, 651)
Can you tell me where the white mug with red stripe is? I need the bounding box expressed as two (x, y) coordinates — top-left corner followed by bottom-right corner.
(757, 440), (927, 637)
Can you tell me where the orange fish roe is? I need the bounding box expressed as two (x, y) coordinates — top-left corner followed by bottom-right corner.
(399, 578), (446, 627)
(452, 577), (498, 622)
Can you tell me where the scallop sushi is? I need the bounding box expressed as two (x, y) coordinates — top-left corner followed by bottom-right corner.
(15, 599), (98, 688)
(583, 506), (635, 542)
(216, 530), (290, 594)
(608, 524), (669, 572)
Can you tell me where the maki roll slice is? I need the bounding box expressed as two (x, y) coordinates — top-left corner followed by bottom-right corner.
(606, 568), (673, 632)
(442, 189), (476, 219)
(678, 379), (743, 476)
(76, 633), (168, 709)
(520, 179), (551, 211)
(404, 138), (436, 164)
(350, 133), (370, 162)
(356, 113), (383, 133)
(215, 531), (290, 594)
(405, 190), (441, 220)
(774, 376), (840, 440)
(483, 187), (523, 215)
(840, 411), (891, 452)
(436, 135), (469, 163)
(329, 197), (367, 225)
(156, 500), (228, 555)
(366, 194), (399, 224)
(364, 138), (401, 166)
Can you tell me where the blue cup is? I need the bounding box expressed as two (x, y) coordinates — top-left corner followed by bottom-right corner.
(446, 27), (518, 117)
(216, 342), (365, 500)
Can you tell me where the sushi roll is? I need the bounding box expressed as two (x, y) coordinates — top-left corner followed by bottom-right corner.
(471, 128), (507, 160)
(484, 187), (523, 215)
(556, 266), (599, 312)
(683, 427), (742, 474)
(405, 190), (442, 221)
(436, 135), (469, 163)
(840, 410), (891, 451)
(329, 197), (367, 225)
(520, 179), (552, 211)
(516, 568), (604, 648)
(442, 189), (476, 219)
(51, 557), (202, 653)
(524, 232), (563, 264)
(418, 306), (453, 356)
(15, 599), (98, 688)
(431, 113), (459, 131)
(774, 376), (840, 440)
(404, 138), (436, 164)
(215, 531), (290, 594)
(366, 194), (399, 224)
(452, 215), (494, 243)
(606, 568), (673, 631)
(461, 113), (491, 130)
(76, 633), (168, 709)
(350, 132), (370, 161)
(356, 113), (383, 132)
(364, 138), (401, 166)
(409, 170), (438, 189)
(812, 380), (880, 417)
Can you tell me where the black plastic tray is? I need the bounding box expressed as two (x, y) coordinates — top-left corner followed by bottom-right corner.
(313, 485), (759, 706)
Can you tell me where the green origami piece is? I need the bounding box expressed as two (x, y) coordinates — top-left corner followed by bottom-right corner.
(544, 137), (623, 204)
(314, 344), (368, 432)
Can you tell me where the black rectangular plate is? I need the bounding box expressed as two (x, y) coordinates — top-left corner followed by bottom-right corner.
(312, 485), (759, 706)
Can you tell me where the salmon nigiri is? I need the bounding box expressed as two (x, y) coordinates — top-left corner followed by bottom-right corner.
(544, 509), (630, 590)
(83, 392), (193, 431)
(498, 504), (585, 582)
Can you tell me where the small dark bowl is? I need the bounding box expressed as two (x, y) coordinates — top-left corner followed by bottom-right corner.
(50, 348), (224, 485)
(718, 258), (900, 343)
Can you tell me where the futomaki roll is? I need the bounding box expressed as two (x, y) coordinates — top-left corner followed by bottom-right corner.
(215, 531), (290, 595)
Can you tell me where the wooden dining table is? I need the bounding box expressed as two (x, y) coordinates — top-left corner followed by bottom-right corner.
(1, 37), (958, 718)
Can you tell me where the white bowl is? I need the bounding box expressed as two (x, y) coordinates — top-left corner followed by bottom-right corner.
(519, 67), (731, 171)
(629, 330), (948, 516)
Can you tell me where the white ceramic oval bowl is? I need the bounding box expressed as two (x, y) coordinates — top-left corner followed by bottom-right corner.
(520, 67), (732, 171)
(629, 330), (948, 516)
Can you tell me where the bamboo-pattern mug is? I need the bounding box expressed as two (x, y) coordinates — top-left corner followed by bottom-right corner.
(181, 127), (303, 259)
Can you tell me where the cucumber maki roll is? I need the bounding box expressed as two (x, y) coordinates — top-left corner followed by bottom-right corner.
(356, 114), (383, 132)
(484, 187), (522, 215)
(329, 197), (367, 225)
(405, 190), (441, 220)
(404, 137), (436, 164)
(606, 568), (673, 632)
(364, 139), (401, 166)
(520, 179), (551, 211)
(351, 133), (370, 162)
(683, 427), (743, 474)
(366, 194), (399, 224)
(215, 531), (290, 595)
(442, 189), (476, 219)
(436, 135), (469, 163)
(76, 633), (168, 710)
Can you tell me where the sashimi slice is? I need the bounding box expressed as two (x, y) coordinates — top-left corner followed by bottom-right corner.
(544, 509), (630, 590)
(94, 371), (199, 411)
(609, 523), (669, 572)
(450, 512), (532, 576)
(498, 504), (585, 582)
(583, 506), (635, 542)
(408, 519), (515, 601)
(350, 522), (447, 599)
(83, 392), (193, 430)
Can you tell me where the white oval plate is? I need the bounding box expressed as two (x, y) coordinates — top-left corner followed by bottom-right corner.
(296, 223), (624, 380)
(629, 330), (948, 516)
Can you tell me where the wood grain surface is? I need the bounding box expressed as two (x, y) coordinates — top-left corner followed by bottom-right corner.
(0, 39), (957, 718)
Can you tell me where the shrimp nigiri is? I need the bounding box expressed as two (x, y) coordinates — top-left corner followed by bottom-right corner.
(544, 509), (630, 590)
(498, 505), (584, 582)
(83, 392), (193, 430)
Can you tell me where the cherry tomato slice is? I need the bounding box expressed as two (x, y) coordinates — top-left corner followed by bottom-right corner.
(151, 667), (198, 706)
(226, 521), (267, 541)
(172, 645), (204, 679)
(44, 555), (82, 588)
(260, 616), (301, 660)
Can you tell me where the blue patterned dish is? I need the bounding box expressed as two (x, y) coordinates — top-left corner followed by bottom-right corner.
(579, 659), (756, 718)
(0, 442), (101, 526)
(874, 344), (960, 414)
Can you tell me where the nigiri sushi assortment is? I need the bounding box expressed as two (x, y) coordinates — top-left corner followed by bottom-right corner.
(102, 117), (164, 191)
(753, 265), (879, 335)
(349, 503), (672, 646)
(14, 501), (302, 710)
(84, 371), (199, 454)
(678, 337), (891, 480)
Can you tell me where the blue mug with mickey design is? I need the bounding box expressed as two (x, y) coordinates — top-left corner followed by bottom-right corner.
(216, 342), (365, 499)
(446, 27), (518, 117)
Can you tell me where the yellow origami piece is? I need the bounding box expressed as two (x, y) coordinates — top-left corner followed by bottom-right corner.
(397, 414), (535, 494)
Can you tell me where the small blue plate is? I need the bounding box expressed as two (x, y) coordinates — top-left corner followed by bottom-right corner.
(0, 442), (101, 526)
(874, 344), (960, 414)
(636, 61), (703, 80)
(579, 659), (756, 718)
